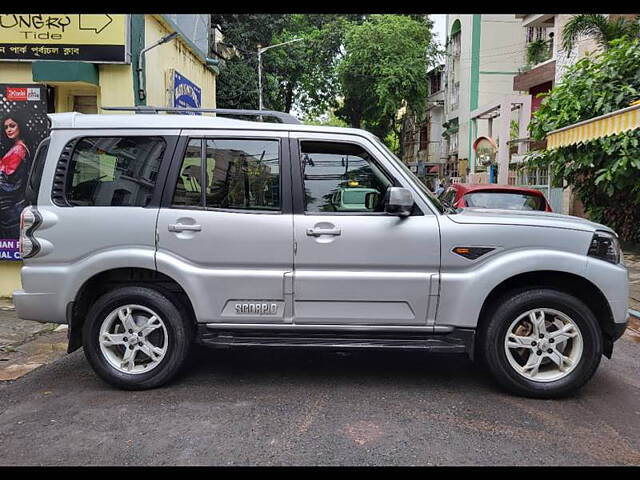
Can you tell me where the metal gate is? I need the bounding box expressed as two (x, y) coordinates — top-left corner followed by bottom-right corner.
(515, 167), (564, 213)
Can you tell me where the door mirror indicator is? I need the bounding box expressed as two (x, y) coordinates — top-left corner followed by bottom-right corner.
(384, 187), (414, 217)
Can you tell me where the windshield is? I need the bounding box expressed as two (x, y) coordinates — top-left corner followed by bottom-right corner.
(464, 192), (546, 211)
(372, 137), (451, 214)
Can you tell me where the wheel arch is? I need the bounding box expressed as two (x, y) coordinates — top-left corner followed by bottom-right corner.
(475, 270), (616, 358)
(68, 267), (196, 353)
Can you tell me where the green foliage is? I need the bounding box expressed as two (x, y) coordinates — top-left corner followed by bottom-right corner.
(211, 14), (289, 111)
(526, 39), (551, 66)
(335, 15), (438, 154)
(561, 14), (640, 54)
(527, 38), (640, 242)
(304, 109), (349, 127)
(510, 119), (520, 140)
(212, 14), (363, 114)
(213, 14), (437, 155)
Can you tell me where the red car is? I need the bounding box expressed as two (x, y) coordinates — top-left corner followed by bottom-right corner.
(439, 183), (552, 212)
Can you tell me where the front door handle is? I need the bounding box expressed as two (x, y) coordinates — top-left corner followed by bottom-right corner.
(306, 227), (341, 236)
(168, 223), (202, 232)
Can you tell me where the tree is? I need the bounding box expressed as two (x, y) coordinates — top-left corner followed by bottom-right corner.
(561, 14), (640, 54)
(527, 38), (640, 243)
(211, 14), (290, 111)
(212, 14), (363, 114)
(335, 15), (438, 154)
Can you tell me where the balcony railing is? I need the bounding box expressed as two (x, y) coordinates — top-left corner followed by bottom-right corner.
(520, 39), (553, 72)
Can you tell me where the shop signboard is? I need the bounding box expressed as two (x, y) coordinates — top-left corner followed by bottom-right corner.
(0, 84), (49, 260)
(172, 70), (201, 114)
(0, 14), (128, 63)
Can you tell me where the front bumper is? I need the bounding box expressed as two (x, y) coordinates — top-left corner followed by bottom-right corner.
(611, 313), (629, 342)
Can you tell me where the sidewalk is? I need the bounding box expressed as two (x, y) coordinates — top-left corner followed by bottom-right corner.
(0, 298), (68, 381)
(624, 247), (640, 313)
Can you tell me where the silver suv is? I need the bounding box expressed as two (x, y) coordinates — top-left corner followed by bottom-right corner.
(14, 110), (629, 397)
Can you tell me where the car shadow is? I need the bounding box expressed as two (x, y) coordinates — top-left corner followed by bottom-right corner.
(176, 344), (496, 391)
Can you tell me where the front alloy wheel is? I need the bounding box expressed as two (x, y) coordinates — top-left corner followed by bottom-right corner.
(483, 289), (602, 398)
(504, 308), (583, 382)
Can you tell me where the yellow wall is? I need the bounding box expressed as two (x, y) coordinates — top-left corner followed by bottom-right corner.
(98, 64), (135, 110)
(1, 63), (33, 83)
(145, 15), (216, 109)
(0, 262), (21, 297)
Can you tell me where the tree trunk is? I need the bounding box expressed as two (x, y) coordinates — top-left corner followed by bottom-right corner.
(391, 114), (402, 158)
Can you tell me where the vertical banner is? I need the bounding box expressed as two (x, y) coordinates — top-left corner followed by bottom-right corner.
(0, 84), (49, 260)
(172, 70), (201, 114)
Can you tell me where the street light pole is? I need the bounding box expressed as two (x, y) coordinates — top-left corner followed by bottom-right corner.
(257, 38), (303, 111)
(137, 31), (178, 102)
(258, 45), (263, 111)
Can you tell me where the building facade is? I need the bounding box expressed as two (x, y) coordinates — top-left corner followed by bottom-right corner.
(0, 14), (219, 296)
(401, 65), (446, 187)
(509, 14), (624, 214)
(443, 14), (526, 181)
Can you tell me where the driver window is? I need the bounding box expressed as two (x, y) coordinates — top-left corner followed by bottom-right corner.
(300, 141), (393, 213)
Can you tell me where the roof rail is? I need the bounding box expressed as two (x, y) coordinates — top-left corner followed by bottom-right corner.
(100, 106), (301, 124)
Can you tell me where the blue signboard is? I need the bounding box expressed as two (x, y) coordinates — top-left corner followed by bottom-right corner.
(172, 70), (201, 115)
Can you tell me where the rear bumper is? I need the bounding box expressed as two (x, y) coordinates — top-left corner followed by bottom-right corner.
(13, 289), (67, 324)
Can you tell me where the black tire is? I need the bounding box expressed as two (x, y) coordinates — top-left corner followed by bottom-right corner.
(83, 286), (194, 390)
(482, 288), (603, 398)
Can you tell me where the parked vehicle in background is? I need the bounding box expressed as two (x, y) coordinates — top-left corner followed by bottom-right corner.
(440, 183), (553, 212)
(14, 109), (628, 398)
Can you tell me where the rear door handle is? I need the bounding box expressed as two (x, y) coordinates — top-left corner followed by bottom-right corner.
(306, 227), (341, 236)
(168, 223), (202, 232)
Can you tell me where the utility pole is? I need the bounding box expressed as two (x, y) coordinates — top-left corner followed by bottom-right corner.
(257, 38), (303, 111)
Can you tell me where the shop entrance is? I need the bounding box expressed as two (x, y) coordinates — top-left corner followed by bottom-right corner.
(72, 95), (98, 114)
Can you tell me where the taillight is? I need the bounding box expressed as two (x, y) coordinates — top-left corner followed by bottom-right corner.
(19, 206), (42, 259)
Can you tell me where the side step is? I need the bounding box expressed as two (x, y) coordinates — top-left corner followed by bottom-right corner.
(197, 325), (475, 356)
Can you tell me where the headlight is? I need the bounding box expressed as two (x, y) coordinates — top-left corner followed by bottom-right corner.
(587, 231), (621, 264)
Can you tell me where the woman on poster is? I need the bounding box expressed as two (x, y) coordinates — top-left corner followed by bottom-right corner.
(0, 112), (33, 238)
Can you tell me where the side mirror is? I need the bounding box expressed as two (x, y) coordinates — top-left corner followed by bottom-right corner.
(384, 187), (414, 217)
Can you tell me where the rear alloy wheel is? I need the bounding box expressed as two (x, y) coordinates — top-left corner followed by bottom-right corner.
(483, 289), (602, 398)
(83, 286), (194, 390)
(98, 304), (169, 375)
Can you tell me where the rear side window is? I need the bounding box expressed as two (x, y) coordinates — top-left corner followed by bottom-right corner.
(64, 137), (166, 207)
(172, 138), (281, 211)
(464, 192), (545, 211)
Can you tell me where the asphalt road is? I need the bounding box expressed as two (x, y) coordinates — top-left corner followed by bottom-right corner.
(0, 335), (639, 466)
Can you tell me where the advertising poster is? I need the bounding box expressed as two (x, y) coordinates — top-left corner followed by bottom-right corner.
(0, 84), (49, 260)
(172, 70), (201, 115)
(0, 14), (128, 63)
